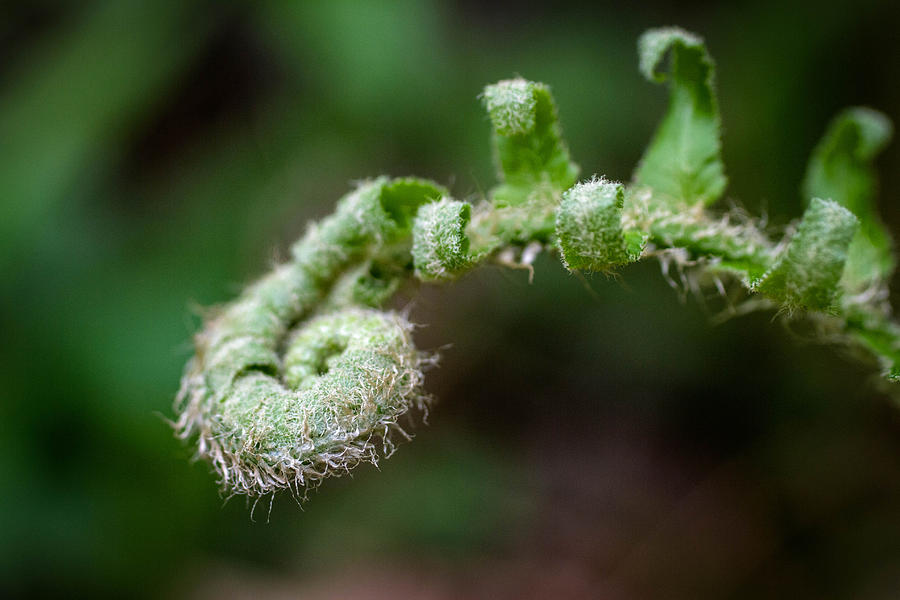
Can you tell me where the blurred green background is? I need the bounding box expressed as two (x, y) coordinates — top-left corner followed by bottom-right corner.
(2, 0), (900, 597)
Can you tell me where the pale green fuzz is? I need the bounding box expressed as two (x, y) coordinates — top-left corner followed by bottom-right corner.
(754, 199), (859, 311)
(176, 27), (900, 503)
(640, 204), (776, 283)
(475, 79), (581, 245)
(482, 79), (579, 226)
(412, 199), (474, 281)
(482, 78), (538, 137)
(320, 259), (403, 310)
(176, 177), (440, 498)
(216, 309), (423, 496)
(557, 179), (644, 271)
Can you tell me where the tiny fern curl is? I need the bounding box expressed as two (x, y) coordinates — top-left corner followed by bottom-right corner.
(412, 199), (475, 281)
(174, 177), (441, 497)
(175, 27), (900, 503)
(556, 178), (644, 272)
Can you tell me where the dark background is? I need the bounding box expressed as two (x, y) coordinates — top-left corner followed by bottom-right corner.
(2, 1), (900, 598)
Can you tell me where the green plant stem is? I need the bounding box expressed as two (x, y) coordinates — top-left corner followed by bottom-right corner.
(175, 27), (900, 501)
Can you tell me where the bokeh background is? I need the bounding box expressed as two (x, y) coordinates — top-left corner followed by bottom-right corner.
(3, 0), (900, 598)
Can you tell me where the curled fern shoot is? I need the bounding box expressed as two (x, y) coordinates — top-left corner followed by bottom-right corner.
(635, 27), (726, 208)
(557, 178), (644, 272)
(175, 27), (900, 501)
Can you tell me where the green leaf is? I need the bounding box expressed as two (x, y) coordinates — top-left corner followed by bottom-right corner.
(412, 199), (474, 281)
(634, 27), (726, 208)
(482, 78), (579, 207)
(556, 179), (644, 272)
(754, 198), (858, 311)
(803, 107), (894, 292)
(379, 177), (449, 235)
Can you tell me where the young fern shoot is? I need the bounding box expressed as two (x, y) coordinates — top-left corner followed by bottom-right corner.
(175, 27), (899, 501)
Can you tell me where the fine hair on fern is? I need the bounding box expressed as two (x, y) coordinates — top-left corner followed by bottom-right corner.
(174, 26), (899, 502)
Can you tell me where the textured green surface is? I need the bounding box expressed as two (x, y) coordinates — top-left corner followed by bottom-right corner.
(412, 199), (475, 281)
(754, 198), (859, 311)
(478, 78), (580, 243)
(482, 79), (579, 207)
(175, 178), (439, 496)
(556, 179), (643, 271)
(8, 5), (900, 595)
(176, 26), (900, 499)
(804, 107), (894, 292)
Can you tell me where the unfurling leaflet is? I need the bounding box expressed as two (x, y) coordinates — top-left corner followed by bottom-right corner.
(556, 179), (644, 272)
(175, 27), (899, 501)
(634, 27), (726, 208)
(753, 198), (858, 312)
(803, 107), (895, 293)
(412, 199), (474, 281)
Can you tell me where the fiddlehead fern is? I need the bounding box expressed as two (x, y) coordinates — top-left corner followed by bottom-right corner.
(175, 27), (900, 501)
(174, 177), (442, 496)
